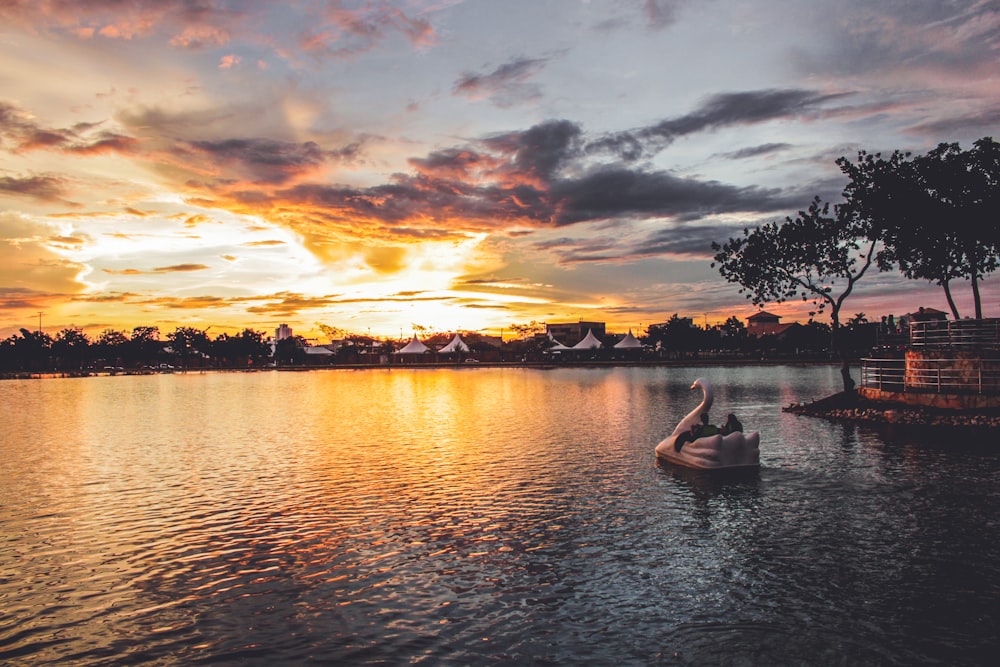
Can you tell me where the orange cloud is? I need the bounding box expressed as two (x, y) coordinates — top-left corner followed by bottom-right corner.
(153, 263), (210, 272)
(241, 240), (285, 247)
(129, 295), (231, 310)
(170, 25), (230, 49)
(183, 214), (212, 227)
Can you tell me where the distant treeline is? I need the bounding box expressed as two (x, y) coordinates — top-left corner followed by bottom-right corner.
(0, 316), (887, 374)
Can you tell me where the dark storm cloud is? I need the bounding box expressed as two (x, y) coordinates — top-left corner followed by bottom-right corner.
(453, 57), (548, 106)
(481, 119), (584, 182)
(281, 175), (551, 229)
(188, 138), (352, 184)
(409, 148), (493, 179)
(0, 174), (68, 202)
(589, 89), (851, 160)
(118, 105), (365, 185)
(260, 111), (806, 237)
(535, 220), (765, 266)
(1, 100), (140, 157)
(907, 108), (1000, 139)
(547, 166), (795, 225)
(64, 131), (140, 155)
(640, 222), (751, 257)
(718, 143), (793, 160)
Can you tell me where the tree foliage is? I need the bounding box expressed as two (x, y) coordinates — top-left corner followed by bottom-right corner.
(646, 314), (703, 357)
(837, 136), (1000, 319)
(712, 197), (876, 392)
(52, 328), (91, 370)
(509, 321), (546, 338)
(166, 327), (211, 369)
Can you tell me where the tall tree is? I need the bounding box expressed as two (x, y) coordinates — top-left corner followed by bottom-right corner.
(712, 198), (877, 393)
(646, 314), (703, 358)
(166, 327), (211, 369)
(95, 329), (129, 367)
(232, 328), (270, 366)
(837, 137), (1000, 319)
(52, 327), (91, 370)
(130, 326), (161, 368)
(11, 328), (53, 372)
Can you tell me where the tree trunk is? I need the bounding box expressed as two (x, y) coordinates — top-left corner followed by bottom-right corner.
(972, 273), (983, 319)
(830, 314), (856, 394)
(942, 279), (960, 320)
(970, 245), (983, 319)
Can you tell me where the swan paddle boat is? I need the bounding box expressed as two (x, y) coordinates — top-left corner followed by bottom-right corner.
(655, 378), (760, 470)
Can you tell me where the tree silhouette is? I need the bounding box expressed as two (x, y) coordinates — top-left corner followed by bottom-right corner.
(10, 329), (54, 372)
(52, 328), (91, 371)
(166, 327), (211, 369)
(95, 329), (129, 367)
(130, 326), (161, 368)
(712, 198), (876, 393)
(838, 137), (1000, 319)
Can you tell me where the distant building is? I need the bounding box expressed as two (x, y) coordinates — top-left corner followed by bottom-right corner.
(746, 311), (796, 337)
(275, 323), (293, 340)
(545, 321), (606, 347)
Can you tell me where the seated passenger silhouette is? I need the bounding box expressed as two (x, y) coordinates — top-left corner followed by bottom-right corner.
(720, 413), (743, 435)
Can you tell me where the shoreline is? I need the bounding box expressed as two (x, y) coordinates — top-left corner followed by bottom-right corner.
(784, 390), (1000, 429)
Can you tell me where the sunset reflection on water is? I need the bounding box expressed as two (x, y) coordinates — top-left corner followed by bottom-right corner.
(2, 366), (996, 665)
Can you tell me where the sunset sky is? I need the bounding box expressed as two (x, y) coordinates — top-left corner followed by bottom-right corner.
(2, 1), (998, 342)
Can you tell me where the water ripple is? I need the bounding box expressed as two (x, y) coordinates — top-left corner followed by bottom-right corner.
(1, 367), (997, 665)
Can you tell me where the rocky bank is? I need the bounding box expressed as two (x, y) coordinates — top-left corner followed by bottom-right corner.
(784, 391), (1000, 429)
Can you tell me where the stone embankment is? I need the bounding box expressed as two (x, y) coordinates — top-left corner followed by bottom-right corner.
(784, 391), (1000, 429)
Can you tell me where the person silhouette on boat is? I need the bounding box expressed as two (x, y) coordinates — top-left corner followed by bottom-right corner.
(675, 412), (719, 452)
(698, 411), (720, 437)
(720, 413), (743, 435)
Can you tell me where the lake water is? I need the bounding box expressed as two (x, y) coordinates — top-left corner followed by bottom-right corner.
(1, 365), (997, 665)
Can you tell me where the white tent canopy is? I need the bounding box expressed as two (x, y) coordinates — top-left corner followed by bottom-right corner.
(545, 333), (572, 351)
(395, 335), (430, 354)
(571, 329), (603, 350)
(614, 330), (642, 349)
(438, 334), (470, 353)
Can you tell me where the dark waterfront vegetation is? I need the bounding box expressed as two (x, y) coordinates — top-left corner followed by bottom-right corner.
(0, 314), (876, 376)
